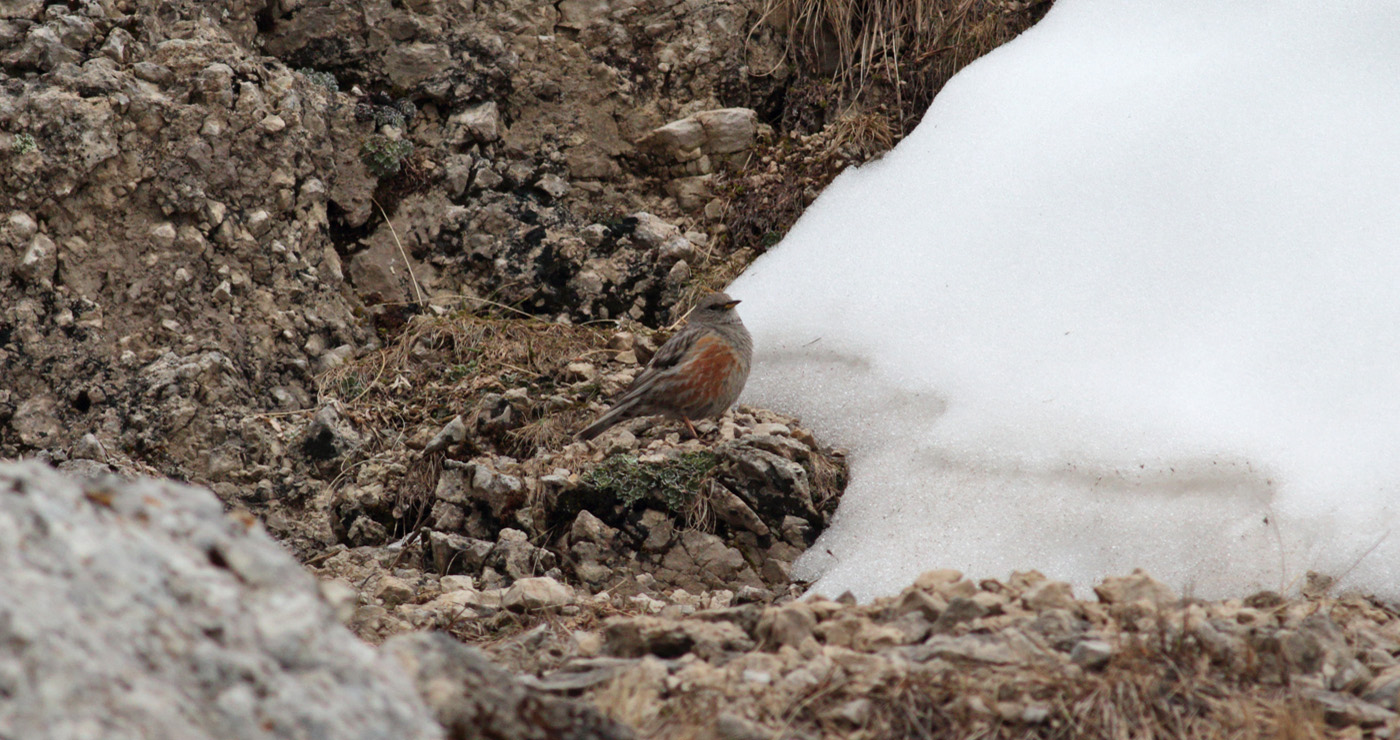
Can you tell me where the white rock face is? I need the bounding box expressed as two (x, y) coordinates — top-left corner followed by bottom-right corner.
(731, 0), (1400, 600)
(0, 461), (442, 740)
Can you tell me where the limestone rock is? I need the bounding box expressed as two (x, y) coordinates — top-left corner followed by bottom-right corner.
(503, 576), (576, 611)
(383, 632), (633, 740)
(0, 461), (440, 740)
(1093, 569), (1176, 606)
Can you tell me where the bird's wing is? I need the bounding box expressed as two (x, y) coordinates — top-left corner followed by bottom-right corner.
(645, 326), (701, 372)
(611, 325), (706, 404)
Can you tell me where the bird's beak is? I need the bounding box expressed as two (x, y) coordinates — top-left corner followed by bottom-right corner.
(721, 299), (741, 309)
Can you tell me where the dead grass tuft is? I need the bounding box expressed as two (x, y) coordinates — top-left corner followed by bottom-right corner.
(317, 308), (621, 520)
(759, 0), (1053, 106)
(677, 247), (756, 313)
(319, 310), (612, 452)
(723, 1), (1052, 253)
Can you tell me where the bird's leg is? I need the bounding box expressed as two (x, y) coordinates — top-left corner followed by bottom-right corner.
(683, 417), (699, 440)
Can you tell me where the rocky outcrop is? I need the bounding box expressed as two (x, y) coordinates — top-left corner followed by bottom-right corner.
(0, 0), (782, 553)
(0, 460), (440, 740)
(319, 396), (847, 642)
(0, 461), (632, 740)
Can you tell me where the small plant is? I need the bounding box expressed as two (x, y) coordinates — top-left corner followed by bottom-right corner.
(13, 133), (36, 154)
(360, 135), (415, 178)
(446, 362), (479, 381)
(337, 374), (365, 399)
(582, 451), (720, 512)
(355, 92), (417, 130)
(297, 67), (340, 93)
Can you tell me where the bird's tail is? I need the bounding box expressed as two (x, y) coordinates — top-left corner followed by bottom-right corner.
(576, 404), (633, 441)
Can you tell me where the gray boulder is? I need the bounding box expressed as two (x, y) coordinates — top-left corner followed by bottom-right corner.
(0, 461), (442, 740)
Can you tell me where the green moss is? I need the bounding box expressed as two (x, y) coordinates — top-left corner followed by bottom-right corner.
(13, 133), (36, 154)
(582, 451), (719, 512)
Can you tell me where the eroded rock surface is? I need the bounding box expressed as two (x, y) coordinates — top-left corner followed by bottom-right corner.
(0, 461), (440, 740)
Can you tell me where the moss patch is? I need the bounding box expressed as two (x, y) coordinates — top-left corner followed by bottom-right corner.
(582, 452), (720, 513)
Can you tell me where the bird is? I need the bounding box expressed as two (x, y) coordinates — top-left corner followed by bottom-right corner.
(577, 292), (752, 441)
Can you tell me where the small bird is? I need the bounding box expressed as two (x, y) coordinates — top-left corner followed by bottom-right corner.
(578, 292), (752, 441)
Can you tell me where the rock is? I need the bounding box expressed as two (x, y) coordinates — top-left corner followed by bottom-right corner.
(1304, 687), (1398, 727)
(735, 585), (772, 604)
(1028, 609), (1089, 651)
(440, 575), (475, 593)
(890, 612), (933, 644)
(493, 528), (557, 580)
(422, 415), (468, 455)
(376, 575), (417, 608)
(70, 432), (107, 462)
(1244, 590), (1286, 609)
(428, 500), (462, 531)
(604, 429), (636, 455)
(716, 713), (769, 740)
(11, 394), (59, 447)
(628, 212), (680, 250)
(303, 405), (363, 461)
(603, 615), (753, 660)
(16, 232), (55, 283)
(914, 569), (965, 590)
(895, 588), (947, 621)
(910, 633), (1047, 665)
(1364, 666), (1400, 711)
(853, 622), (906, 651)
(1070, 639), (1113, 670)
(565, 361), (598, 380)
(642, 117), (704, 157)
(571, 510), (618, 545)
(931, 596), (987, 633)
(693, 108), (758, 154)
(709, 481), (769, 535)
(450, 101), (501, 143)
(469, 462), (527, 519)
(7, 211), (37, 239)
(535, 174), (571, 200)
(641, 108), (757, 160)
(780, 515), (812, 546)
(1093, 569), (1176, 606)
(383, 631), (633, 740)
(665, 175), (712, 212)
(503, 577), (575, 611)
(429, 531), (494, 575)
(0, 461), (440, 740)
(382, 42), (452, 89)
(1021, 579), (1076, 612)
(661, 529), (756, 590)
(347, 238), (422, 305)
(756, 603), (816, 649)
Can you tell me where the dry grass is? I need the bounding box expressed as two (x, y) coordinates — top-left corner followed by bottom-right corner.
(676, 247), (757, 316)
(758, 0), (1053, 106)
(318, 310), (614, 455)
(316, 309), (622, 523)
(824, 107), (896, 160)
(722, 2), (1050, 255)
